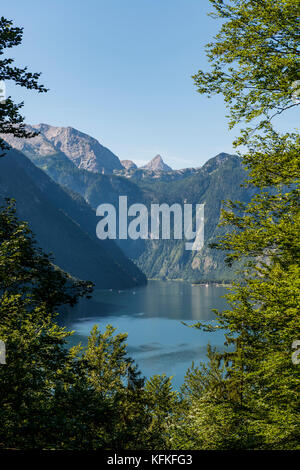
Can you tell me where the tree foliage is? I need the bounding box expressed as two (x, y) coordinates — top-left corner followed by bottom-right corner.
(171, 0), (300, 450)
(0, 200), (177, 449)
(0, 17), (47, 156)
(1, 1), (299, 450)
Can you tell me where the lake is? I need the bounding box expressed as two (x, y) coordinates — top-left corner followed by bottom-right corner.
(59, 280), (229, 390)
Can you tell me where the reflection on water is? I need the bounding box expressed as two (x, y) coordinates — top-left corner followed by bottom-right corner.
(59, 280), (229, 389)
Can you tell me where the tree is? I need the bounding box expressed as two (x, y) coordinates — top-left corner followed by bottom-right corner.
(144, 374), (178, 449)
(173, 0), (300, 449)
(0, 199), (92, 448)
(0, 199), (174, 449)
(0, 199), (93, 311)
(170, 347), (251, 449)
(193, 0), (299, 131)
(0, 16), (47, 156)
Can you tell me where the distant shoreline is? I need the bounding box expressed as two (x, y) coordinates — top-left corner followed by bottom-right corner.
(147, 278), (232, 287)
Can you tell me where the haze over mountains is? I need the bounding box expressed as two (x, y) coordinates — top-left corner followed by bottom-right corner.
(0, 124), (250, 284)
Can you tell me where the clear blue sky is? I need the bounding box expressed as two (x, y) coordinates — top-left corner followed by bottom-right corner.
(2, 0), (298, 168)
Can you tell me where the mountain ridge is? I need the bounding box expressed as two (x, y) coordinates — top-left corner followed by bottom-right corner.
(1, 124), (124, 174)
(141, 154), (172, 172)
(0, 148), (146, 288)
(1, 125), (249, 282)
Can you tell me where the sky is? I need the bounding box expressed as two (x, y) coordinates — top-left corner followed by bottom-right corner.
(2, 0), (298, 169)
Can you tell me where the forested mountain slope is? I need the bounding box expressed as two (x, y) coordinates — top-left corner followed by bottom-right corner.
(0, 149), (146, 288)
(8, 143), (253, 281)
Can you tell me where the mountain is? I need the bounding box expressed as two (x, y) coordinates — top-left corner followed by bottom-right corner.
(141, 155), (172, 172)
(1, 128), (253, 282)
(0, 148), (146, 288)
(133, 153), (253, 282)
(115, 154), (178, 179)
(5, 146), (251, 281)
(114, 165), (200, 181)
(121, 160), (137, 170)
(1, 124), (123, 174)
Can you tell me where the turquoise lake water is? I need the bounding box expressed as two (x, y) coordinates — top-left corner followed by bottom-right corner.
(59, 280), (229, 389)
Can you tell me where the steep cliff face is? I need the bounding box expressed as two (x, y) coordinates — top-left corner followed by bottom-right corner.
(9, 145), (251, 281)
(1, 124), (123, 174)
(1, 126), (253, 282)
(134, 154), (252, 282)
(0, 149), (146, 288)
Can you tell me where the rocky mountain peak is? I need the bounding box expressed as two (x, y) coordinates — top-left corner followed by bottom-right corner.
(1, 123), (123, 174)
(121, 160), (137, 170)
(142, 154), (172, 172)
(33, 124), (123, 173)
